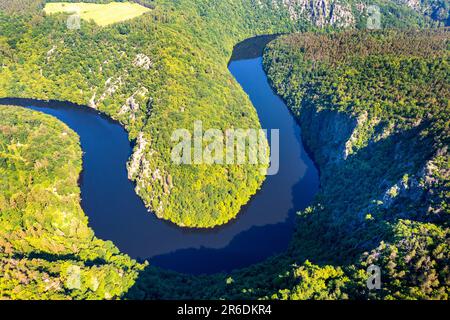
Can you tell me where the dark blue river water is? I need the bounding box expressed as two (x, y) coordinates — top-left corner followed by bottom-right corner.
(0, 36), (319, 274)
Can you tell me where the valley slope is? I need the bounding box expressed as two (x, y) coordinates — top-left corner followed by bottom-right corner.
(0, 0), (448, 300)
(0, 0), (436, 227)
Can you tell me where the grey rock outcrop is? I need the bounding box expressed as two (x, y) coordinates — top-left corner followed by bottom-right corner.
(263, 0), (357, 27)
(133, 54), (153, 70)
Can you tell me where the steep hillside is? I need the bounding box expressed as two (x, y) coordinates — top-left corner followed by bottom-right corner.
(0, 0), (434, 228)
(393, 0), (449, 25)
(0, 106), (143, 299)
(262, 29), (449, 299)
(126, 29), (449, 301)
(1, 0), (448, 300)
(43, 2), (151, 26)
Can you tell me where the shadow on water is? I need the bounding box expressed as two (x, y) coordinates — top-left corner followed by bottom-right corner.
(0, 35), (319, 275)
(152, 36), (319, 274)
(229, 34), (280, 62)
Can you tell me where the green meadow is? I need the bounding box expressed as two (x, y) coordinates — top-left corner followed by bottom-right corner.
(44, 2), (151, 26)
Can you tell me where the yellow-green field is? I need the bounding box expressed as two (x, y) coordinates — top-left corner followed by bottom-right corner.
(43, 2), (151, 26)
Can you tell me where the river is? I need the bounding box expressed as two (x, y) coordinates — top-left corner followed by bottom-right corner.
(0, 35), (319, 274)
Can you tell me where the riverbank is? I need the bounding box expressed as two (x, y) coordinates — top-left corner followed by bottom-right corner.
(0, 36), (319, 275)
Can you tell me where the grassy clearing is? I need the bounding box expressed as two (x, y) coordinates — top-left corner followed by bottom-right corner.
(43, 2), (151, 26)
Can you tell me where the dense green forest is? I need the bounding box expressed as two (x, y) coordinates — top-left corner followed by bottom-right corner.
(0, 0), (438, 228)
(0, 106), (143, 299)
(126, 28), (449, 301)
(0, 0), (449, 300)
(0, 0), (278, 228)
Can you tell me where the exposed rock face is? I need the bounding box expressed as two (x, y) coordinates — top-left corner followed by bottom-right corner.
(88, 93), (97, 109)
(344, 111), (370, 160)
(264, 0), (356, 28)
(299, 104), (359, 165)
(396, 0), (422, 11)
(133, 54), (153, 70)
(46, 45), (57, 62)
(381, 174), (422, 209)
(118, 87), (148, 121)
(418, 146), (449, 216)
(271, 0), (447, 28)
(393, 0), (449, 24)
(89, 77), (123, 110)
(356, 145), (448, 224)
(101, 77), (123, 101)
(127, 132), (149, 180)
(297, 99), (446, 226)
(329, 1), (356, 27)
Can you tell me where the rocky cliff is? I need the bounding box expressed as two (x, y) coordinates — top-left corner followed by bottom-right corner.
(256, 0), (356, 27)
(393, 0), (449, 25)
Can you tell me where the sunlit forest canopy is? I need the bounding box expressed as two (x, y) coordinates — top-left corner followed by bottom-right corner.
(0, 0), (448, 301)
(43, 2), (152, 26)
